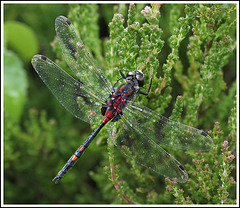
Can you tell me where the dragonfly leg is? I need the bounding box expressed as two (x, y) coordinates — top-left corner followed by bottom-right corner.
(101, 104), (108, 116)
(139, 77), (152, 96)
(112, 76), (123, 91)
(112, 69), (131, 91)
(119, 69), (129, 79)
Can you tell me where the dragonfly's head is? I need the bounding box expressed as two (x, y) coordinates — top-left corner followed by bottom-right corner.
(126, 70), (145, 87)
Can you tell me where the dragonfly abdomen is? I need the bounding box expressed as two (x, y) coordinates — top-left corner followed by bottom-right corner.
(52, 121), (106, 183)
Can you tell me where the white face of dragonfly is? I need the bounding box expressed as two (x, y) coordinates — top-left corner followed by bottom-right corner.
(126, 70), (145, 87)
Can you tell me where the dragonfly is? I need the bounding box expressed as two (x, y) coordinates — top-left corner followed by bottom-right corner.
(31, 16), (213, 184)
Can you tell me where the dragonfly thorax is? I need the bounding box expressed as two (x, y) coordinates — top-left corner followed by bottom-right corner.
(101, 70), (146, 124)
(101, 83), (136, 124)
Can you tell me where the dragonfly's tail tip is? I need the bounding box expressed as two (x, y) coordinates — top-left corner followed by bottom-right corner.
(52, 176), (61, 184)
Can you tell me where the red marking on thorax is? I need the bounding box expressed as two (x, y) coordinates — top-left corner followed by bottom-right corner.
(102, 84), (134, 124)
(123, 89), (133, 97)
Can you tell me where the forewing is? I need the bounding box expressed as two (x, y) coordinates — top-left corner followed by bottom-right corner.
(55, 16), (113, 97)
(31, 55), (105, 125)
(124, 101), (213, 151)
(110, 113), (188, 183)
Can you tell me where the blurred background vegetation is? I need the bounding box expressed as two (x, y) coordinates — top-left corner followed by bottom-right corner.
(3, 3), (236, 204)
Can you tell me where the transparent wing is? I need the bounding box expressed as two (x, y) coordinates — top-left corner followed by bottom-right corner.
(124, 101), (213, 151)
(55, 16), (113, 97)
(31, 55), (105, 125)
(110, 112), (188, 183)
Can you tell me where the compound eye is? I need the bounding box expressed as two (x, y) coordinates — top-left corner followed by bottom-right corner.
(136, 74), (144, 81)
(136, 70), (143, 75)
(137, 79), (144, 87)
(127, 71), (136, 77)
(135, 70), (144, 86)
(136, 70), (143, 78)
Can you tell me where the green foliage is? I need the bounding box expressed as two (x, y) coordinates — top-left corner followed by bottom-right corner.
(4, 109), (58, 202)
(4, 50), (28, 122)
(96, 3), (236, 204)
(4, 21), (39, 62)
(68, 4), (102, 59)
(182, 122), (235, 204)
(4, 3), (236, 205)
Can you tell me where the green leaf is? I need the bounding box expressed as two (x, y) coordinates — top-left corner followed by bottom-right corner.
(4, 50), (28, 122)
(4, 21), (39, 62)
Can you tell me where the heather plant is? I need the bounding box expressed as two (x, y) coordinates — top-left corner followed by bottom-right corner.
(88, 3), (236, 204)
(4, 3), (236, 204)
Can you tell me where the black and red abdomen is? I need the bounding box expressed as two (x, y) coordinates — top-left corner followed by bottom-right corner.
(102, 84), (135, 124)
